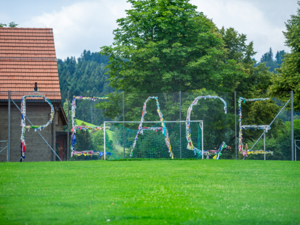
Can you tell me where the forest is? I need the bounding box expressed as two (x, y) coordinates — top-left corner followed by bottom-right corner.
(57, 0), (300, 160)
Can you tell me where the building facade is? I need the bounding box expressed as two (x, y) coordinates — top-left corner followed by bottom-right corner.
(0, 28), (69, 162)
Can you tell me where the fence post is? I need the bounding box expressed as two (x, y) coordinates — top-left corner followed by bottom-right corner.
(296, 140), (298, 161)
(291, 91), (294, 161)
(7, 90), (10, 162)
(234, 91), (237, 159)
(123, 91), (125, 158)
(67, 90), (70, 161)
(104, 121), (106, 160)
(179, 91), (182, 159)
(264, 132), (266, 160)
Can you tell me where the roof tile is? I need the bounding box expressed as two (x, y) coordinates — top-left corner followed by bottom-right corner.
(0, 28), (60, 100)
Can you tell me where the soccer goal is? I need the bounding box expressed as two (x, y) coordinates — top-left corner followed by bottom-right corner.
(103, 120), (203, 160)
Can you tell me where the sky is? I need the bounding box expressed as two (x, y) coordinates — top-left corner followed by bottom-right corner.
(1, 0), (298, 61)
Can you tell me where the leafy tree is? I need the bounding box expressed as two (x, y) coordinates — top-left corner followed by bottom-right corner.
(100, 0), (243, 95)
(0, 22), (18, 27)
(220, 28), (286, 157)
(9, 22), (18, 27)
(269, 2), (300, 110)
(91, 130), (104, 152)
(97, 1), (283, 157)
(74, 123), (93, 151)
(97, 0), (249, 137)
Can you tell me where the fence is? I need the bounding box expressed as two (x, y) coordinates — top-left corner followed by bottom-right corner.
(103, 120), (203, 160)
(0, 90), (297, 162)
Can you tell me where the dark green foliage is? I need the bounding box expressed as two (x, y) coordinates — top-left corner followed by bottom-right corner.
(100, 0), (244, 94)
(97, 1), (285, 159)
(107, 122), (202, 159)
(71, 121), (105, 160)
(97, 2), (257, 158)
(91, 130), (104, 152)
(78, 50), (109, 64)
(8, 22), (18, 27)
(0, 22), (18, 27)
(58, 51), (113, 100)
(233, 43), (284, 150)
(58, 50), (114, 125)
(269, 2), (300, 109)
(132, 130), (170, 158)
(247, 119), (300, 160)
(275, 50), (286, 65)
(257, 48), (286, 73)
(57, 0), (296, 161)
(74, 129), (93, 151)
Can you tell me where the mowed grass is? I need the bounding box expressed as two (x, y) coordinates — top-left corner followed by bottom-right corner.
(0, 160), (299, 225)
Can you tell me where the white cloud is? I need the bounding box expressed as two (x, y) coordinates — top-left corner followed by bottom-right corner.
(24, 0), (292, 61)
(191, 0), (290, 60)
(24, 0), (131, 60)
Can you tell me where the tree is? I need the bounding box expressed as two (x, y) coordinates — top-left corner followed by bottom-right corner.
(8, 22), (18, 27)
(258, 48), (283, 73)
(269, 1), (300, 110)
(57, 50), (113, 126)
(275, 50), (286, 65)
(0, 22), (18, 27)
(100, 0), (243, 95)
(74, 123), (93, 151)
(97, 1), (281, 156)
(220, 29), (285, 156)
(98, 0), (249, 131)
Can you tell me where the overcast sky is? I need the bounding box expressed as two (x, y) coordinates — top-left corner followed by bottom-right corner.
(1, 0), (297, 61)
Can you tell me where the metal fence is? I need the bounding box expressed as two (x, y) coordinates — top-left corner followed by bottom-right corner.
(0, 90), (297, 162)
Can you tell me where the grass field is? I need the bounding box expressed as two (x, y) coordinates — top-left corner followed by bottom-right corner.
(0, 160), (299, 224)
(75, 119), (98, 127)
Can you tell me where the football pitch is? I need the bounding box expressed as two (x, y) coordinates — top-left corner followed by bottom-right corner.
(0, 160), (299, 224)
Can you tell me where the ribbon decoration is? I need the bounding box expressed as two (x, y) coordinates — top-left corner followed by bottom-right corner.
(247, 150), (273, 155)
(130, 96), (173, 159)
(238, 97), (273, 156)
(71, 150), (112, 158)
(186, 95), (227, 155)
(195, 142), (228, 159)
(213, 142), (227, 160)
(71, 96), (108, 156)
(74, 96), (108, 101)
(20, 95), (54, 161)
(72, 126), (108, 132)
(241, 125), (270, 130)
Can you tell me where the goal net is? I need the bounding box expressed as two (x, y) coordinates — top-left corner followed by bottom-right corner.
(103, 120), (203, 160)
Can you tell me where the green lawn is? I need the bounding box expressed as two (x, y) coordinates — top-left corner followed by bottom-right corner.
(0, 160), (299, 224)
(75, 119), (98, 127)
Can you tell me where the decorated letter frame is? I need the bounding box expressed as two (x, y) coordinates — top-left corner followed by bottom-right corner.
(238, 97), (273, 156)
(71, 96), (108, 156)
(72, 150), (111, 159)
(130, 96), (174, 159)
(186, 95), (227, 156)
(20, 95), (55, 160)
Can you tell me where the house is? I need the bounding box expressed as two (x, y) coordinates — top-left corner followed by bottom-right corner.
(0, 27), (69, 162)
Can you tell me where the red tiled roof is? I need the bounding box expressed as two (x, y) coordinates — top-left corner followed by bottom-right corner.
(0, 28), (61, 100)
